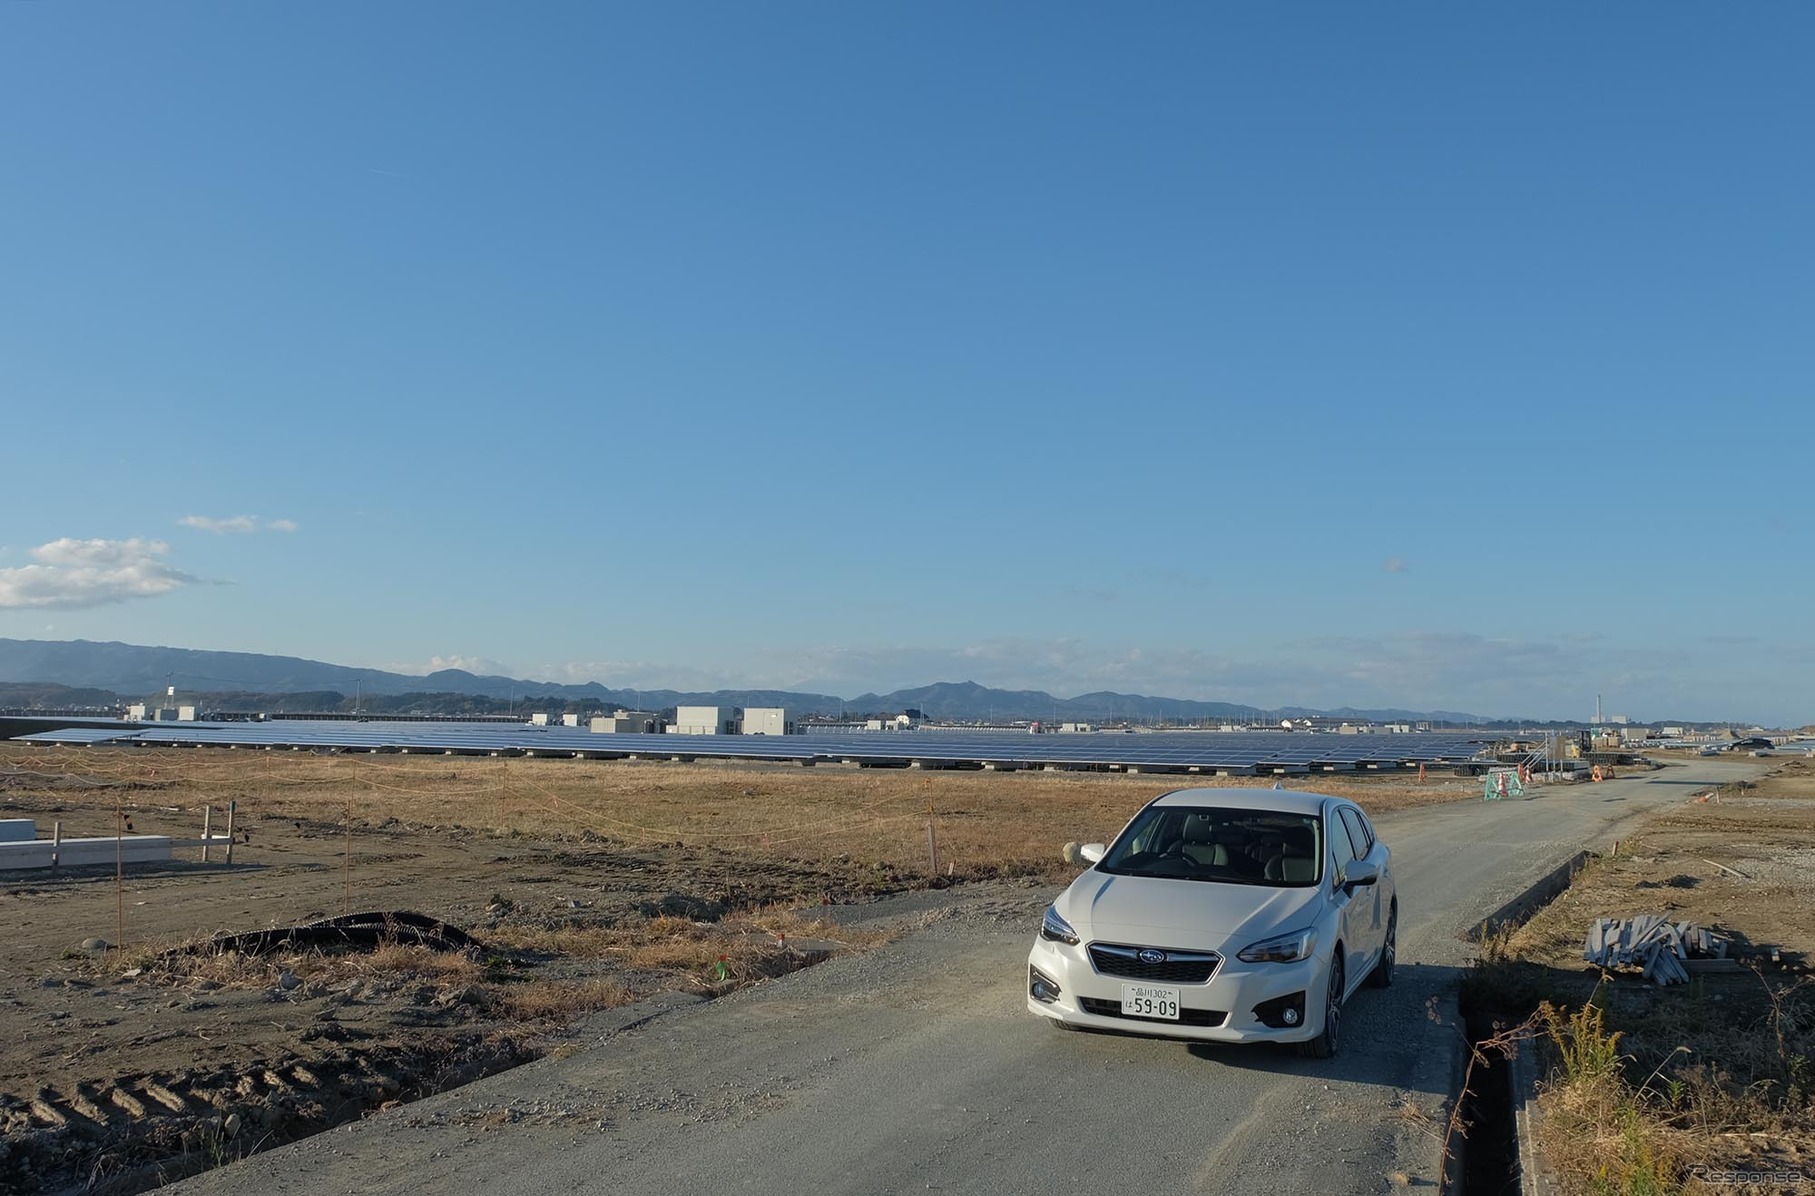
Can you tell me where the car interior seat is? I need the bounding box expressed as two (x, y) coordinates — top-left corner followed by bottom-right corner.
(1264, 825), (1318, 882)
(1178, 813), (1229, 867)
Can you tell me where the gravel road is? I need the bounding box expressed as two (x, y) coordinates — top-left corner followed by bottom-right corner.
(170, 759), (1757, 1196)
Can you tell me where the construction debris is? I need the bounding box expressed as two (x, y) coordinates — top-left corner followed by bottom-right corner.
(1700, 857), (1750, 880)
(1584, 915), (1730, 986)
(164, 910), (483, 959)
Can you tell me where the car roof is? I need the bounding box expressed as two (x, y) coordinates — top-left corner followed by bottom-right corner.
(1147, 787), (1337, 817)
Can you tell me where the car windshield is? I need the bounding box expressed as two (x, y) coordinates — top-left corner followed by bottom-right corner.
(1097, 806), (1323, 887)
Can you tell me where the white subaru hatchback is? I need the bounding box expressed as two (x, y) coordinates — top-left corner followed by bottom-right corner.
(1027, 788), (1395, 1057)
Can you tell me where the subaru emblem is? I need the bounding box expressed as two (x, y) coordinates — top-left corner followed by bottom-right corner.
(1137, 948), (1166, 964)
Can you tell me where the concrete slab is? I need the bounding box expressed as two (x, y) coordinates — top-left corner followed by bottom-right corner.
(0, 819), (36, 842)
(0, 834), (176, 871)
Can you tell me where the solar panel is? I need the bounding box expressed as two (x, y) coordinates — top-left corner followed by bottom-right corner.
(13, 727), (145, 745)
(11, 722), (1497, 772)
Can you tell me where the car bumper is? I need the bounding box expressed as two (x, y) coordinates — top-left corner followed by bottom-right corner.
(1026, 937), (1326, 1044)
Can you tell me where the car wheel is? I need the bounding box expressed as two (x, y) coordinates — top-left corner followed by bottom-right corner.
(1368, 903), (1397, 989)
(1299, 954), (1343, 1059)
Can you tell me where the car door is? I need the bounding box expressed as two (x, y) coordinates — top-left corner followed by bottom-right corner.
(1339, 805), (1389, 958)
(1325, 805), (1372, 989)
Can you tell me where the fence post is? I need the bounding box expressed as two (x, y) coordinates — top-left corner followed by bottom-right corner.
(225, 800), (236, 866)
(51, 821), (61, 870)
(201, 805), (212, 863)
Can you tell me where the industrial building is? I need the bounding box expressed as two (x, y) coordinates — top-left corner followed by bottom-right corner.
(670, 706), (740, 735)
(741, 707), (794, 735)
(126, 702), (197, 722)
(590, 711), (667, 734)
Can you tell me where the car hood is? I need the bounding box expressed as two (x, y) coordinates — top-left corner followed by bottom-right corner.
(1057, 870), (1323, 949)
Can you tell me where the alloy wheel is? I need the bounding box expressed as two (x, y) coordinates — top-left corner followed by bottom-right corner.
(1369, 906), (1397, 988)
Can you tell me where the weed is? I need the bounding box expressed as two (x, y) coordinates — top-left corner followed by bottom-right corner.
(1535, 995), (1680, 1194)
(1542, 996), (1624, 1087)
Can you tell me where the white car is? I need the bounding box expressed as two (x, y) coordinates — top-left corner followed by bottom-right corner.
(1027, 788), (1395, 1057)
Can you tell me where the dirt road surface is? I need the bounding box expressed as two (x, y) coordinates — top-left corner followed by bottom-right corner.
(163, 758), (1761, 1196)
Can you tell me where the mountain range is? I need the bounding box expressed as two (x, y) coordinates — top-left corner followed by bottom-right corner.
(0, 638), (1487, 724)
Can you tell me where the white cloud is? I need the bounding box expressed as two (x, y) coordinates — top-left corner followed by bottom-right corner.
(0, 538), (198, 610)
(537, 659), (751, 692)
(424, 654), (512, 676)
(179, 515), (298, 534)
(376, 655), (517, 678)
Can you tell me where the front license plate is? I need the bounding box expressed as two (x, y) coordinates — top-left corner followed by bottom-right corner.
(1120, 982), (1180, 1020)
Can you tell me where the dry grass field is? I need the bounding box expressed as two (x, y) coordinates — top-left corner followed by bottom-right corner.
(0, 742), (1476, 883)
(0, 741), (1478, 1193)
(1472, 760), (1815, 1194)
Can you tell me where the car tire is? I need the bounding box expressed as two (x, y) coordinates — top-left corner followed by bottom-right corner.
(1368, 904), (1397, 989)
(1298, 953), (1343, 1059)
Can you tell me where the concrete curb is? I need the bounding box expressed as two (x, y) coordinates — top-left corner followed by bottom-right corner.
(1428, 988), (1467, 1195)
(1513, 1037), (1558, 1196)
(1469, 850), (1594, 941)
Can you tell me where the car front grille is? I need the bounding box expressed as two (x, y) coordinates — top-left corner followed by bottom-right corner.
(1087, 943), (1222, 984)
(1079, 998), (1227, 1028)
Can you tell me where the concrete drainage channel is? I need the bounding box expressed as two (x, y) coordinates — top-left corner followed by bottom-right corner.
(1447, 851), (1593, 1195)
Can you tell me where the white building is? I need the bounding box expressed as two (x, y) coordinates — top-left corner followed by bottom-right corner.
(742, 707), (794, 735)
(590, 711), (666, 734)
(127, 702), (197, 722)
(670, 706), (740, 735)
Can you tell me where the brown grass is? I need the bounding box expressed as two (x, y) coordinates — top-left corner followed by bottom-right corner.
(0, 743), (1476, 883)
(110, 936), (490, 992)
(491, 978), (635, 1021)
(490, 905), (893, 985)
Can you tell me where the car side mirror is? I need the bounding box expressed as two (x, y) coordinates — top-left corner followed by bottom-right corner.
(1342, 859), (1379, 892)
(1079, 842), (1106, 864)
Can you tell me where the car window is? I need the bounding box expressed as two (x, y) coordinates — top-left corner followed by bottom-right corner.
(1338, 807), (1372, 857)
(1098, 805), (1323, 887)
(1328, 809), (1358, 881)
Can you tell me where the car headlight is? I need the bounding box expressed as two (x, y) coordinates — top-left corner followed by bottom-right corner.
(1040, 905), (1081, 945)
(1237, 928), (1317, 964)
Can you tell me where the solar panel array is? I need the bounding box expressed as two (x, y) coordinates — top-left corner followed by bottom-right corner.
(13, 721), (1497, 774)
(16, 726), (143, 745)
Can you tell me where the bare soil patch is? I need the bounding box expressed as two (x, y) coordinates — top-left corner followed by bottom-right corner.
(0, 743), (1468, 1193)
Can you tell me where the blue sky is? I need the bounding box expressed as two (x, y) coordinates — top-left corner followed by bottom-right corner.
(3, 4), (1810, 724)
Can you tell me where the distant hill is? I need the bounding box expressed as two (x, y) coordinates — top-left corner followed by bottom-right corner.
(0, 637), (1490, 724)
(843, 681), (1266, 723)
